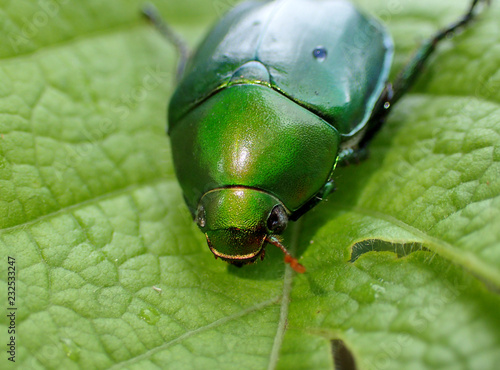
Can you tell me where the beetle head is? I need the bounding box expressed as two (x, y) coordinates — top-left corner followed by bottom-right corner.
(196, 187), (304, 272)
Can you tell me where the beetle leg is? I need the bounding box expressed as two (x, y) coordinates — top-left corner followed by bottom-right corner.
(289, 179), (336, 221)
(389, 0), (490, 106)
(355, 83), (394, 149)
(337, 147), (369, 167)
(357, 0), (489, 150)
(336, 82), (393, 159)
(142, 3), (190, 82)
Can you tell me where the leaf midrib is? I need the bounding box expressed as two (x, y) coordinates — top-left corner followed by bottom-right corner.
(107, 296), (280, 369)
(268, 218), (304, 369)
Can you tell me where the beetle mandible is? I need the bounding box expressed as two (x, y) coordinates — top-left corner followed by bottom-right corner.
(143, 0), (489, 272)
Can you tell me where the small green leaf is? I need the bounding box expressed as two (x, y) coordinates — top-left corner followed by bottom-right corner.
(1, 1), (499, 369)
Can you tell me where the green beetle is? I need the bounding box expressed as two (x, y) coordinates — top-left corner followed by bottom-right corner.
(144, 0), (488, 272)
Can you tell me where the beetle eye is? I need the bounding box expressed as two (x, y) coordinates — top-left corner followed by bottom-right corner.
(267, 205), (288, 234)
(312, 46), (327, 62)
(196, 204), (206, 228)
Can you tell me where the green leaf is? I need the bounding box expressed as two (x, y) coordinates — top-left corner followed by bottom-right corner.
(1, 0), (499, 369)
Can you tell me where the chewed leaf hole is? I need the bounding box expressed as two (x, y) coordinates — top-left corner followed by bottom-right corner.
(350, 239), (427, 262)
(331, 339), (356, 370)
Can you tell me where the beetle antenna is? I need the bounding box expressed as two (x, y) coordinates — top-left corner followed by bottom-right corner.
(266, 236), (306, 273)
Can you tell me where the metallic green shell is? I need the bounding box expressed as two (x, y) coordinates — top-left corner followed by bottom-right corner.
(170, 84), (340, 213)
(169, 0), (394, 138)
